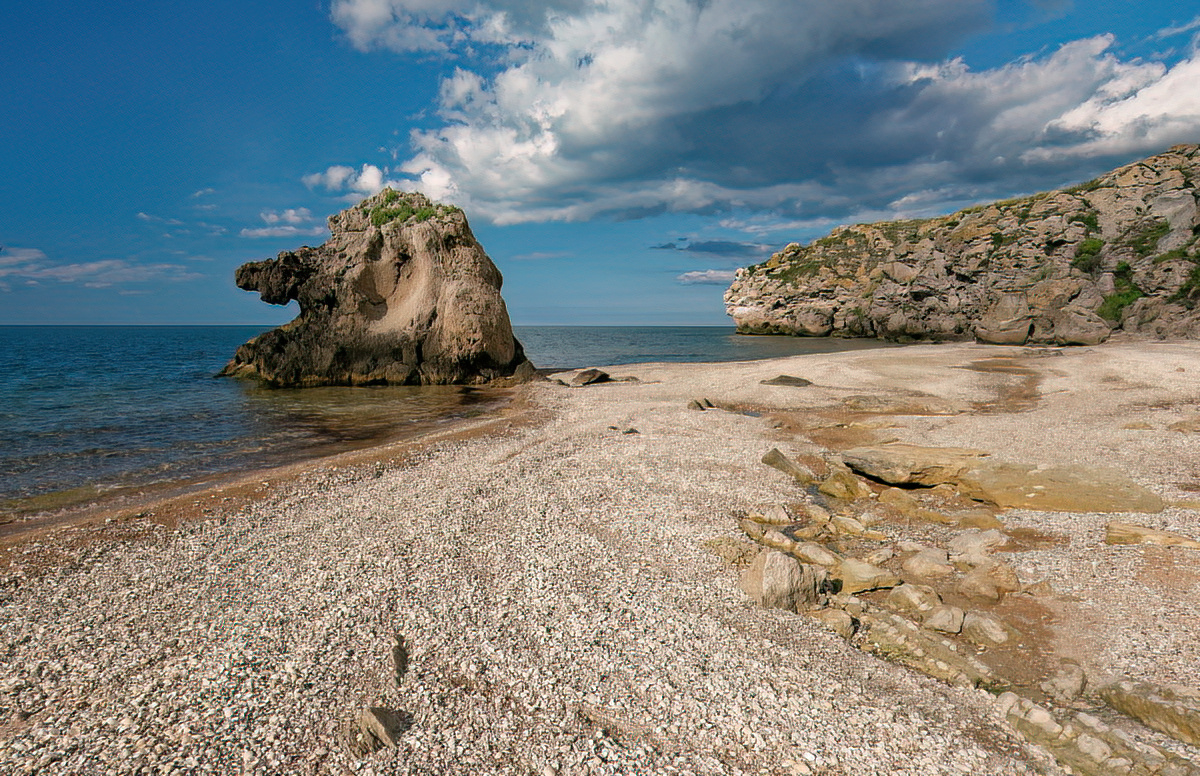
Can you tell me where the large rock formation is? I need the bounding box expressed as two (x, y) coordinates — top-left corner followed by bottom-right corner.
(220, 190), (534, 387)
(725, 144), (1200, 344)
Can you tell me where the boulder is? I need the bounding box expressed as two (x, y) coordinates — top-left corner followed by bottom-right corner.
(957, 560), (1021, 602)
(739, 550), (825, 611)
(835, 559), (900, 594)
(975, 294), (1033, 345)
(901, 549), (955, 579)
(1040, 661), (1088, 704)
(961, 611), (1015, 646)
(858, 610), (1002, 689)
(572, 368), (610, 386)
(221, 190), (533, 387)
(818, 466), (873, 501)
(923, 605), (965, 634)
(884, 583), (941, 616)
(947, 529), (1006, 567)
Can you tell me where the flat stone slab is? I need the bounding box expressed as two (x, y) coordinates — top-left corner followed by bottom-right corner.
(1100, 680), (1200, 747)
(843, 444), (1164, 513)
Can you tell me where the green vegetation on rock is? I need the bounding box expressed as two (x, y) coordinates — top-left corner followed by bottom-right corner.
(1127, 219), (1171, 258)
(1097, 261), (1144, 322)
(1071, 238), (1105, 273)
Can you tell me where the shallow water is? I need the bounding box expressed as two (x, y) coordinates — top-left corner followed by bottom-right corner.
(0, 325), (890, 513)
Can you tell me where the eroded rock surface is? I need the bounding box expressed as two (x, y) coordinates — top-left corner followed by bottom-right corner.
(726, 144), (1200, 343)
(221, 190), (533, 387)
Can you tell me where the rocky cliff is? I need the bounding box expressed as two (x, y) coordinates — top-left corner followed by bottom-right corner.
(220, 190), (534, 387)
(725, 144), (1200, 345)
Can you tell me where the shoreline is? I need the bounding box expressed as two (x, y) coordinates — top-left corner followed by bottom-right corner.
(2, 341), (1200, 774)
(0, 386), (542, 576)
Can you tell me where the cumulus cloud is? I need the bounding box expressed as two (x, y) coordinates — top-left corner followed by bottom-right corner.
(259, 207), (314, 225)
(302, 164), (399, 198)
(329, 1), (1200, 225)
(0, 246), (201, 291)
(676, 269), (737, 285)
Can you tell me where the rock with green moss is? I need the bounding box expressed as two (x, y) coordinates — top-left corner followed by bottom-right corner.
(726, 144), (1200, 343)
(221, 189), (533, 386)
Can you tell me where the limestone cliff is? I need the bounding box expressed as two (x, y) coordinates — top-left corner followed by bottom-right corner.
(725, 145), (1200, 345)
(220, 190), (534, 387)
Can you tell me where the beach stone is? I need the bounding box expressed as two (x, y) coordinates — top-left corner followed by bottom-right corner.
(792, 542), (841, 567)
(835, 559), (900, 594)
(818, 468), (872, 501)
(902, 549), (954, 579)
(749, 504), (793, 525)
(1041, 661), (1088, 704)
(923, 605), (965, 634)
(884, 583), (941, 616)
(572, 368), (610, 386)
(761, 448), (817, 486)
(1099, 680), (1200, 746)
(863, 548), (894, 566)
(761, 375), (812, 387)
(1105, 521), (1200, 550)
(948, 529), (1006, 566)
(806, 608), (855, 640)
(739, 550), (824, 612)
(962, 612), (1014, 646)
(957, 561), (1021, 602)
(346, 707), (410, 754)
(220, 189), (533, 387)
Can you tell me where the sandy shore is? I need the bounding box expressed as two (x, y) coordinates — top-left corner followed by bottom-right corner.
(2, 340), (1199, 774)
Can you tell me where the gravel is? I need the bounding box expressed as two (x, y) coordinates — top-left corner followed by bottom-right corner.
(5, 341), (1196, 775)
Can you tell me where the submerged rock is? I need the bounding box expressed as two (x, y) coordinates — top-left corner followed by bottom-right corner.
(220, 190), (534, 387)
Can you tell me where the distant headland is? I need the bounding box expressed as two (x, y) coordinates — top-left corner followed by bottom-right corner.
(726, 144), (1200, 345)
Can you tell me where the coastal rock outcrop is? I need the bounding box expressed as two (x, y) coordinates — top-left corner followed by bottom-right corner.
(220, 190), (534, 387)
(725, 144), (1200, 343)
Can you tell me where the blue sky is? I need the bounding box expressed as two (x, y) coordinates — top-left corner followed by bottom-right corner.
(3, 1), (1199, 325)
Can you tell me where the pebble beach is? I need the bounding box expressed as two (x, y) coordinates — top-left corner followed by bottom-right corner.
(3, 341), (1200, 775)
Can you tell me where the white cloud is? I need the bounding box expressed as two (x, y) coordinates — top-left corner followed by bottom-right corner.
(0, 246), (202, 290)
(239, 225), (329, 239)
(302, 164), (399, 198)
(191, 187), (216, 198)
(676, 269), (737, 285)
(1156, 16), (1200, 39)
(329, 1), (1200, 225)
(260, 207), (314, 225)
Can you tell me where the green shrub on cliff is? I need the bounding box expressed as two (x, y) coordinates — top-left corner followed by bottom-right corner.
(1071, 238), (1105, 273)
(1097, 261), (1144, 322)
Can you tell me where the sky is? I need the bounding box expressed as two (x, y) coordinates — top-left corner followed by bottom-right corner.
(2, 1), (1200, 326)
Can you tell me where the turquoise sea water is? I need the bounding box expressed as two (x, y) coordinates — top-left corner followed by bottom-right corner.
(0, 325), (889, 513)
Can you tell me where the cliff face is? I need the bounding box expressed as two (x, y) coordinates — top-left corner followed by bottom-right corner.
(221, 190), (534, 387)
(725, 145), (1200, 345)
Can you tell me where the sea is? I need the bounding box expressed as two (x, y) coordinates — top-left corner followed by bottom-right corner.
(0, 325), (890, 518)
